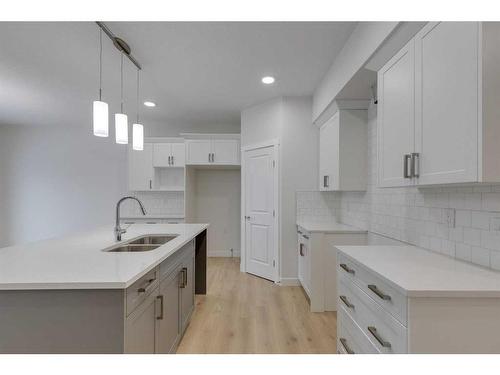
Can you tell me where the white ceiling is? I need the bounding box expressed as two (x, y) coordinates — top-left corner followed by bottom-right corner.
(0, 22), (356, 130)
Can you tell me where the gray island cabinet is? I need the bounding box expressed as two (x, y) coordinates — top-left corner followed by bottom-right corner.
(0, 224), (207, 354)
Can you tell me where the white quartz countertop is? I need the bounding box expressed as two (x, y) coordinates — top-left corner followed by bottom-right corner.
(296, 221), (366, 234)
(335, 245), (500, 297)
(0, 223), (208, 290)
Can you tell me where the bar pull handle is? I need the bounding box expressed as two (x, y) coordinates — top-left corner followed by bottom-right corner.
(411, 152), (420, 178)
(368, 326), (391, 348)
(339, 338), (355, 354)
(403, 154), (411, 178)
(299, 243), (305, 256)
(302, 234), (309, 240)
(367, 284), (392, 301)
(339, 263), (355, 275)
(149, 179), (152, 189)
(339, 295), (355, 309)
(156, 295), (164, 320)
(183, 267), (188, 287)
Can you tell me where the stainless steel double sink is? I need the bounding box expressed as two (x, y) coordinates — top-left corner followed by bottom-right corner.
(106, 235), (178, 252)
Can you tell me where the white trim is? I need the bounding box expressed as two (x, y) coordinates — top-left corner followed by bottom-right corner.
(208, 250), (241, 257)
(241, 138), (280, 152)
(278, 278), (301, 287)
(240, 138), (281, 283)
(144, 137), (184, 143)
(180, 133), (240, 140)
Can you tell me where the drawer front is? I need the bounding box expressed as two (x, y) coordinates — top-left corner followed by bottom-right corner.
(338, 252), (407, 325)
(338, 306), (379, 354)
(339, 278), (407, 353)
(126, 267), (159, 316)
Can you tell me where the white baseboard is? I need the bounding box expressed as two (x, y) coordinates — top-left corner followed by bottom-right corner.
(208, 249), (241, 257)
(279, 277), (301, 286)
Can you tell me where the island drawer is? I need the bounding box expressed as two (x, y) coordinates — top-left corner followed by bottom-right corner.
(338, 277), (407, 353)
(160, 240), (195, 280)
(338, 252), (407, 325)
(126, 267), (159, 316)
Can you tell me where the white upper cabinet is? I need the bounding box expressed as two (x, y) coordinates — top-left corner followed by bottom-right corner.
(319, 106), (367, 191)
(184, 135), (240, 166)
(153, 143), (185, 167)
(185, 139), (212, 164)
(414, 22), (478, 185)
(128, 143), (154, 191)
(378, 39), (415, 188)
(378, 22), (500, 187)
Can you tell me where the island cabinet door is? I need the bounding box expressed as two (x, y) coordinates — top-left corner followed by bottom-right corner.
(180, 250), (195, 333)
(156, 266), (182, 354)
(124, 289), (158, 354)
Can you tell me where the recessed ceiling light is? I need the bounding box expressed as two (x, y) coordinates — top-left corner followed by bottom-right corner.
(144, 101), (156, 107)
(262, 76), (275, 85)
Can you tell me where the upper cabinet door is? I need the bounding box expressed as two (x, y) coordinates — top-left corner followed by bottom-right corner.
(170, 143), (185, 167)
(153, 144), (171, 167)
(414, 22), (479, 185)
(212, 139), (240, 165)
(377, 38), (415, 187)
(319, 112), (339, 191)
(128, 143), (153, 191)
(185, 139), (212, 164)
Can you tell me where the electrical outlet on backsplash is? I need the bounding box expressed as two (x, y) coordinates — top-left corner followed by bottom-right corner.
(296, 190), (341, 223)
(120, 191), (184, 217)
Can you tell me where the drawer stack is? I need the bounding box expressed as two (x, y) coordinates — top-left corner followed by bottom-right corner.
(337, 252), (407, 354)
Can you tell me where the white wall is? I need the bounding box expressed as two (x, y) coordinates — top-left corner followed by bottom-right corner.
(241, 96), (318, 281)
(312, 22), (398, 124)
(194, 169), (241, 257)
(0, 124), (128, 247)
(0, 121), (240, 247)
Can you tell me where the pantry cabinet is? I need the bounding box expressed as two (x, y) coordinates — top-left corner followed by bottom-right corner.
(184, 135), (240, 166)
(378, 22), (500, 187)
(318, 107), (367, 191)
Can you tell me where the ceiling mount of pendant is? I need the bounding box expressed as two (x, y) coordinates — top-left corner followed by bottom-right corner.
(96, 21), (141, 70)
(113, 37), (131, 55)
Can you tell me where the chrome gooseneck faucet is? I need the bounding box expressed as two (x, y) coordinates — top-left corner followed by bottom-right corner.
(115, 196), (147, 241)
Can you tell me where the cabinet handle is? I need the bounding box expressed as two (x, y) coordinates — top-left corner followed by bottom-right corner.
(403, 154), (411, 178)
(179, 268), (187, 288)
(172, 155), (174, 165)
(297, 230), (303, 235)
(339, 263), (355, 275)
(302, 234), (309, 240)
(367, 284), (392, 301)
(339, 338), (355, 354)
(212, 153), (215, 162)
(183, 266), (188, 287)
(208, 153), (211, 163)
(137, 277), (156, 294)
(411, 152), (420, 178)
(149, 180), (152, 189)
(367, 326), (391, 348)
(323, 175), (329, 188)
(299, 243), (305, 256)
(339, 295), (355, 309)
(156, 295), (164, 320)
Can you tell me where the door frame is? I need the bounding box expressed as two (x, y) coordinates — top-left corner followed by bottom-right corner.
(240, 138), (281, 283)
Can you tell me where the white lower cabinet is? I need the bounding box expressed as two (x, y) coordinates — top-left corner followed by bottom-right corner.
(124, 241), (195, 354)
(336, 247), (500, 353)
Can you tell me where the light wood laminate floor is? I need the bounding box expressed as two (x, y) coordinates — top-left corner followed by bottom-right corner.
(177, 257), (337, 354)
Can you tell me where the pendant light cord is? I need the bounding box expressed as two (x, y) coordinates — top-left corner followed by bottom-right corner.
(120, 52), (124, 113)
(136, 68), (140, 123)
(98, 28), (103, 101)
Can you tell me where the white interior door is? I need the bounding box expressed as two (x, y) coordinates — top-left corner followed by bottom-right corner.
(244, 145), (276, 281)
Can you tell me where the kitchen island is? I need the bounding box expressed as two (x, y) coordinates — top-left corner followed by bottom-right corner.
(0, 223), (208, 354)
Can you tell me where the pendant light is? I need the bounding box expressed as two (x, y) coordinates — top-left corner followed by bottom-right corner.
(93, 29), (109, 137)
(115, 52), (128, 144)
(132, 68), (144, 151)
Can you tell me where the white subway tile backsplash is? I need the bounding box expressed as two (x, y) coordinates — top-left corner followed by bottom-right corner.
(295, 102), (500, 272)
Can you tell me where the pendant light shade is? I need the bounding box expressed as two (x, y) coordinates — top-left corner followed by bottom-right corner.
(115, 113), (128, 144)
(93, 29), (109, 137)
(93, 100), (109, 137)
(132, 123), (144, 150)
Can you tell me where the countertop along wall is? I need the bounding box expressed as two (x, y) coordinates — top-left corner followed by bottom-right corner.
(241, 96), (318, 282)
